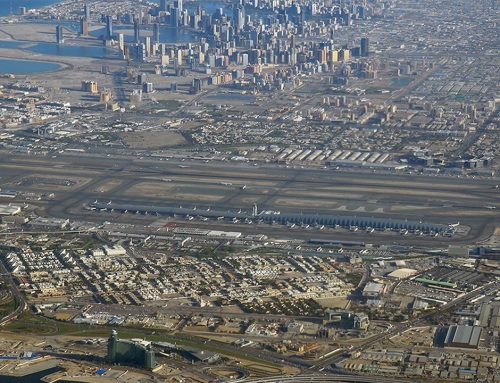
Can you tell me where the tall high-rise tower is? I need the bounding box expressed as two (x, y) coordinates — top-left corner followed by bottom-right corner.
(80, 17), (89, 35)
(153, 23), (160, 43)
(159, 0), (168, 12)
(83, 3), (90, 19)
(176, 0), (183, 13)
(107, 330), (118, 362)
(134, 18), (140, 43)
(105, 15), (113, 40)
(56, 25), (64, 44)
(360, 37), (369, 57)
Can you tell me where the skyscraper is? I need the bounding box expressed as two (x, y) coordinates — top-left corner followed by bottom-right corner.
(175, 0), (183, 13)
(83, 3), (90, 19)
(118, 33), (124, 52)
(170, 7), (179, 27)
(105, 15), (113, 40)
(145, 36), (151, 56)
(80, 17), (88, 35)
(159, 0), (168, 12)
(56, 25), (64, 44)
(233, 6), (245, 31)
(153, 23), (160, 43)
(134, 18), (140, 43)
(360, 37), (369, 57)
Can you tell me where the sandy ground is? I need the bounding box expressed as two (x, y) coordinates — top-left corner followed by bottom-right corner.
(314, 297), (349, 309)
(124, 181), (228, 202)
(91, 179), (124, 193)
(120, 130), (187, 149)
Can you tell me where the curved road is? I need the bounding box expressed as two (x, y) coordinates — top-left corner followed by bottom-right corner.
(0, 257), (26, 326)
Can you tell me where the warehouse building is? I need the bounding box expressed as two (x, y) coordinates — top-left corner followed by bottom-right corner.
(443, 325), (482, 349)
(0, 204), (21, 216)
(362, 282), (386, 298)
(324, 310), (370, 331)
(387, 268), (418, 279)
(29, 217), (69, 230)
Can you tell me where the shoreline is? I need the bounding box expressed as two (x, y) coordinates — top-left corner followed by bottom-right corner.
(0, 56), (69, 74)
(0, 0), (65, 18)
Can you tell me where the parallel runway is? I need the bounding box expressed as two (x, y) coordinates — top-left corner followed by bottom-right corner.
(0, 151), (498, 246)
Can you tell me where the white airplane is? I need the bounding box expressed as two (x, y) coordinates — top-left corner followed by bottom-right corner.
(241, 185), (247, 190)
(449, 222), (460, 227)
(107, 201), (112, 205)
(220, 182), (233, 186)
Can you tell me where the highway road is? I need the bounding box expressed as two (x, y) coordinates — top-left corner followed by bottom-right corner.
(241, 374), (418, 382)
(0, 256), (26, 326)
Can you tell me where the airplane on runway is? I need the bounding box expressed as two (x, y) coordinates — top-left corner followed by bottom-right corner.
(449, 222), (460, 227)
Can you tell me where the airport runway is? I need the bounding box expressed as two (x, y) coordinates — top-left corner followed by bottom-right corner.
(0, 150), (498, 246)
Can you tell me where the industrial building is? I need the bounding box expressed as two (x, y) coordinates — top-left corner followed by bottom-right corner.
(324, 310), (370, 331)
(415, 277), (457, 289)
(387, 268), (418, 279)
(362, 282), (386, 298)
(448, 245), (470, 257)
(0, 204), (21, 216)
(443, 325), (482, 349)
(28, 217), (69, 230)
(107, 330), (155, 369)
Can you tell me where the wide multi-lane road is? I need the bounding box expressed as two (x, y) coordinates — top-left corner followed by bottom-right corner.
(241, 374), (419, 382)
(0, 257), (26, 326)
